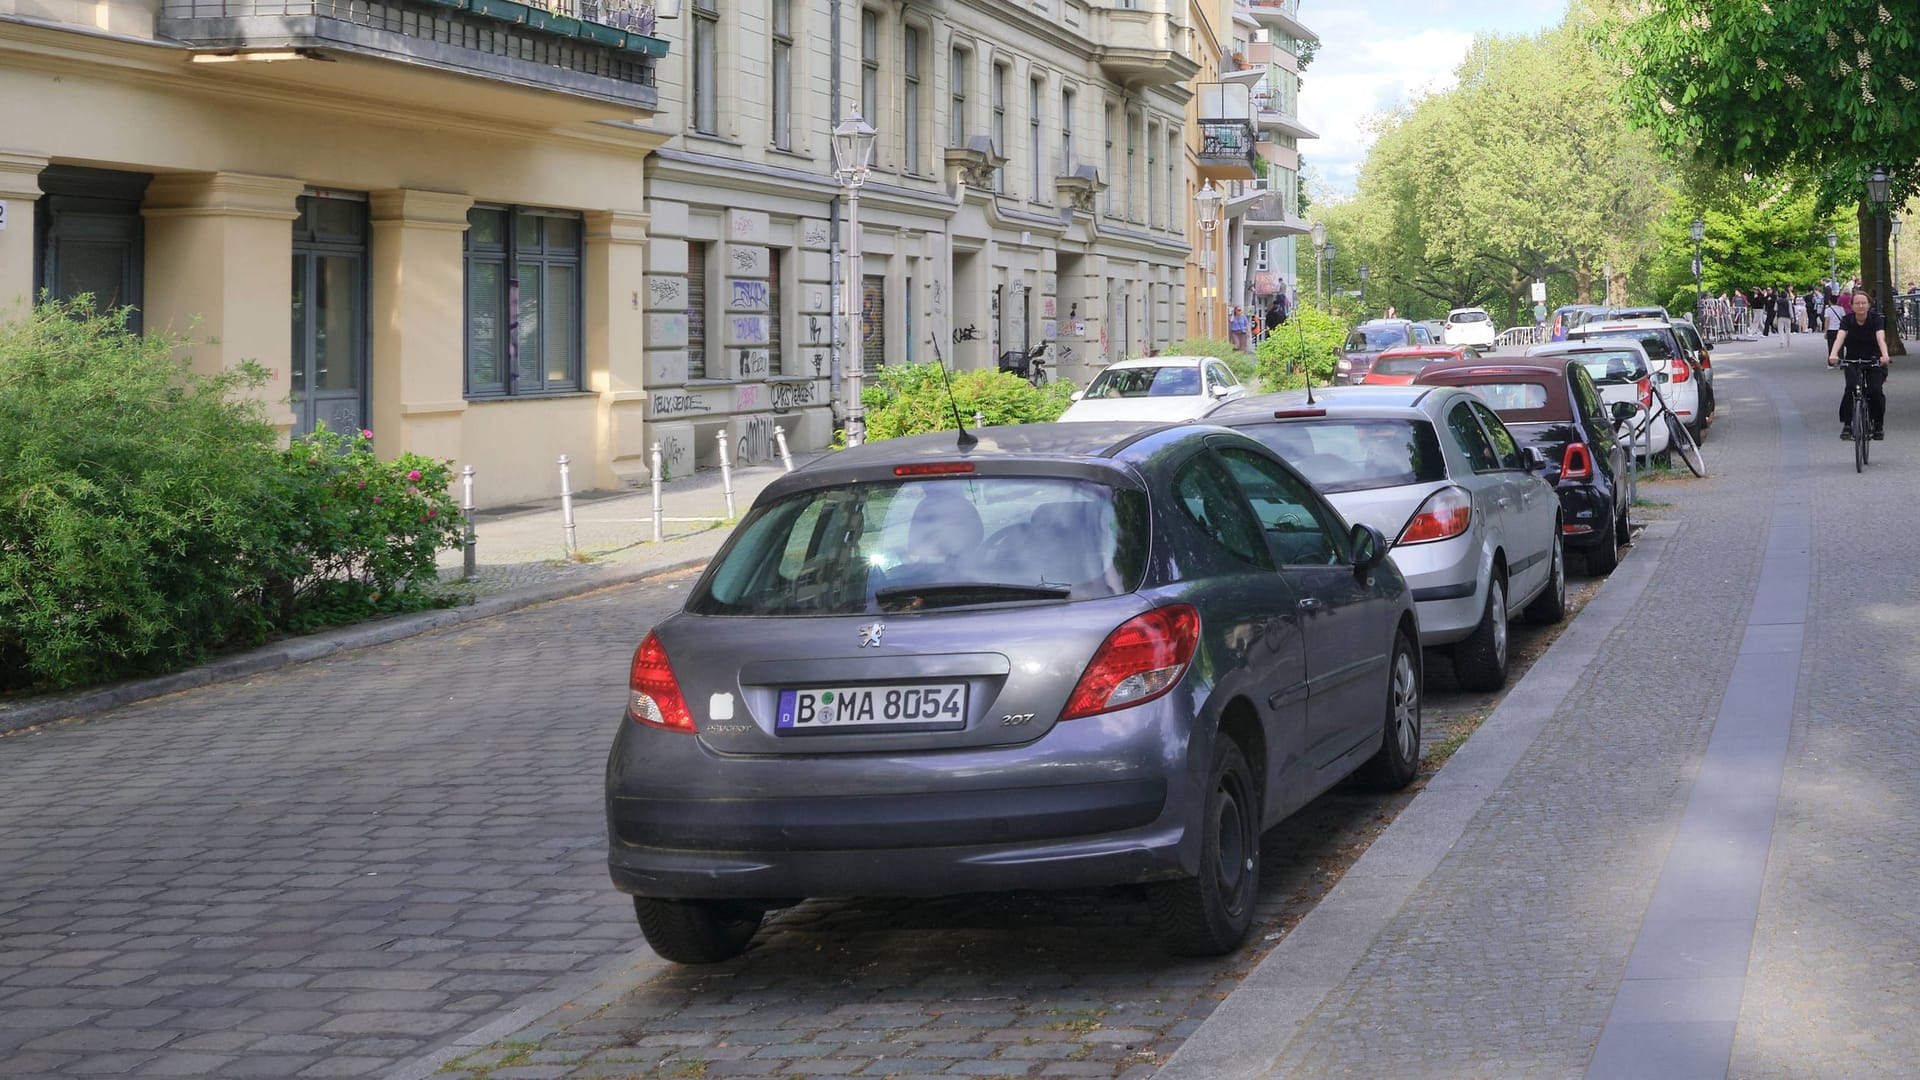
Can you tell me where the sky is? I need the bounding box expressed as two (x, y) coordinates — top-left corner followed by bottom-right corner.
(1296, 0), (1566, 200)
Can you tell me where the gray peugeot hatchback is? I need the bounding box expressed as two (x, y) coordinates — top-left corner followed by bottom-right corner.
(607, 422), (1420, 962)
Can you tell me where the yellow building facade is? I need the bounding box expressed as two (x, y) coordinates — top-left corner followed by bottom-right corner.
(0, 0), (670, 506)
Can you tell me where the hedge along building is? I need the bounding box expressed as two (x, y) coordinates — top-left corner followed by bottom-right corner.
(639, 0), (1196, 473)
(0, 0), (671, 507)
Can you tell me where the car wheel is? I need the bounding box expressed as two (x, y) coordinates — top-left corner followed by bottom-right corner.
(1585, 509), (1620, 575)
(1358, 631), (1422, 790)
(1451, 572), (1508, 692)
(1148, 739), (1259, 956)
(634, 898), (765, 964)
(1524, 531), (1567, 625)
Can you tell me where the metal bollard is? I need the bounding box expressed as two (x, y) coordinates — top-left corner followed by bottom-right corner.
(974, 411), (985, 429)
(461, 465), (477, 581)
(650, 442), (664, 543)
(716, 429), (738, 520)
(774, 426), (794, 473)
(558, 454), (579, 559)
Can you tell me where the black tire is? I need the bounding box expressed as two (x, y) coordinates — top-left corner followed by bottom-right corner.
(1358, 632), (1422, 790)
(1856, 395), (1870, 471)
(1585, 509), (1621, 576)
(1450, 572), (1508, 692)
(634, 898), (765, 964)
(1523, 531), (1567, 625)
(1148, 740), (1260, 956)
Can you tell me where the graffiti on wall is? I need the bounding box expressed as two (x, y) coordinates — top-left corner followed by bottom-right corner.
(730, 280), (769, 309)
(737, 350), (770, 379)
(803, 220), (831, 248)
(737, 416), (777, 466)
(771, 380), (818, 412)
(731, 316), (769, 344)
(657, 432), (689, 479)
(649, 277), (686, 308)
(651, 391), (712, 417)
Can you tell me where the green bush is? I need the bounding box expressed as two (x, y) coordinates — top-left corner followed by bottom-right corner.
(1255, 306), (1351, 391)
(0, 304), (287, 688)
(1166, 337), (1258, 386)
(0, 302), (464, 691)
(860, 363), (1076, 441)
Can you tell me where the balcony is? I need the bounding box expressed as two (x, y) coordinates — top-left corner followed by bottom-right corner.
(1246, 0), (1318, 44)
(1197, 123), (1257, 179)
(1088, 5), (1200, 89)
(158, 0), (668, 117)
(1254, 90), (1319, 140)
(1243, 189), (1309, 242)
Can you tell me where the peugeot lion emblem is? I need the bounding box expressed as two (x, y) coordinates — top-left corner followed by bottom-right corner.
(857, 622), (885, 648)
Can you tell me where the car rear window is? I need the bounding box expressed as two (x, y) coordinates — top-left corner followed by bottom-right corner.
(1232, 419), (1447, 494)
(1372, 355), (1435, 377)
(1569, 350), (1649, 384)
(689, 477), (1148, 616)
(1348, 327), (1411, 351)
(1457, 382), (1556, 415)
(1451, 311), (1490, 323)
(1575, 327), (1675, 361)
(1083, 365), (1201, 398)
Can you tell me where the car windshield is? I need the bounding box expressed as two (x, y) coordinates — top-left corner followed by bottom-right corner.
(1567, 350), (1648, 384)
(1577, 327), (1676, 361)
(688, 477), (1149, 616)
(1450, 311), (1490, 323)
(1083, 365), (1202, 398)
(1347, 326), (1411, 351)
(1235, 419), (1447, 494)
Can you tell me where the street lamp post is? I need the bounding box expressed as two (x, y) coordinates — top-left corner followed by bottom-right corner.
(1310, 221), (1328, 313)
(1324, 241), (1336, 313)
(1690, 217), (1705, 317)
(1357, 264), (1369, 315)
(1602, 262), (1614, 307)
(1828, 230), (1839, 283)
(1195, 181), (1224, 339)
(1868, 166), (1892, 320)
(1893, 215), (1904, 296)
(832, 109), (878, 446)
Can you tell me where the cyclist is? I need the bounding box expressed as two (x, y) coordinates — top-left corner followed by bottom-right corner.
(1827, 290), (1890, 441)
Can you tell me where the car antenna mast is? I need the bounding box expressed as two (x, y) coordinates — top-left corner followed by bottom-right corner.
(931, 314), (977, 450)
(1297, 300), (1317, 404)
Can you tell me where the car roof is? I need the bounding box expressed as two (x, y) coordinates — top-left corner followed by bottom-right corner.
(1356, 318), (1417, 328)
(1205, 384), (1450, 423)
(1377, 345), (1461, 358)
(1447, 307), (1490, 315)
(1100, 355), (1212, 370)
(1527, 339), (1651, 359)
(1412, 356), (1568, 381)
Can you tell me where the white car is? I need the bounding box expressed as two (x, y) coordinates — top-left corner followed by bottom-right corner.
(1056, 355), (1247, 423)
(1565, 318), (1700, 452)
(1526, 340), (1670, 457)
(1443, 308), (1499, 350)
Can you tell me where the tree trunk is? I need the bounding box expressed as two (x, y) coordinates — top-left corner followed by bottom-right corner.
(1859, 200), (1908, 356)
(1574, 268), (1594, 305)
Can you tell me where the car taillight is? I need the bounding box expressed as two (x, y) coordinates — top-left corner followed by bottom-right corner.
(1398, 486), (1473, 545)
(1637, 377), (1651, 407)
(1062, 605), (1200, 720)
(1560, 442), (1594, 481)
(1670, 358), (1691, 383)
(628, 631), (696, 732)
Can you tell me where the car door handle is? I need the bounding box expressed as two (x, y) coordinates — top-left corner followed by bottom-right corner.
(1298, 597), (1323, 612)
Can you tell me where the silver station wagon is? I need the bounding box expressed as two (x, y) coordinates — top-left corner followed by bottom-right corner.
(607, 423), (1421, 963)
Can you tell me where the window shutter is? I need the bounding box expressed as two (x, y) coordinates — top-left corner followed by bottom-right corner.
(687, 242), (708, 379)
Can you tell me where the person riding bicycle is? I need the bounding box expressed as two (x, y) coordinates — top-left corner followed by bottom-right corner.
(1827, 290), (1890, 441)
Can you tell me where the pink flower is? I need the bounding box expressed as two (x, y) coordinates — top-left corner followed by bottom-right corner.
(407, 469), (422, 482)
(426, 509), (437, 519)
(357, 481), (366, 489)
(360, 429), (374, 439)
(372, 496), (382, 504)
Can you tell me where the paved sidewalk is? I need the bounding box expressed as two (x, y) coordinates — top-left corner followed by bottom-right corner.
(0, 453), (823, 734)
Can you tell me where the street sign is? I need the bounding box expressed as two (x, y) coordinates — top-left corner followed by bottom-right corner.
(1530, 280), (1547, 303)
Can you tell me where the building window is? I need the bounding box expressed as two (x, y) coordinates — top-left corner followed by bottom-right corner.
(1147, 122), (1158, 227)
(1029, 76), (1044, 200)
(691, 0), (718, 135)
(1104, 105), (1117, 213)
(770, 0), (793, 150)
(950, 47), (969, 147)
(1060, 86), (1075, 177)
(768, 248), (784, 376)
(992, 63), (1009, 192)
(1166, 132), (1178, 229)
(686, 241), (708, 379)
(862, 274), (885, 374)
(903, 26), (922, 174)
(465, 207), (583, 397)
(860, 10), (880, 127)
(1126, 112), (1138, 220)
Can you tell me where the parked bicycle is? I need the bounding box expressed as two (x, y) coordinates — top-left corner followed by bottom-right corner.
(1615, 380), (1705, 478)
(998, 342), (1051, 387)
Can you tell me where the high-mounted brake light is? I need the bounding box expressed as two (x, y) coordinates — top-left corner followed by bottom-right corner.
(628, 632), (696, 732)
(1560, 442), (1594, 481)
(1398, 486), (1473, 545)
(1274, 408), (1328, 418)
(894, 462), (976, 476)
(1062, 605), (1200, 720)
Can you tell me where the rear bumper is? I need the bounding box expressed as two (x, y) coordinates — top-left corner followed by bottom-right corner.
(1555, 485), (1615, 548)
(1393, 536), (1485, 646)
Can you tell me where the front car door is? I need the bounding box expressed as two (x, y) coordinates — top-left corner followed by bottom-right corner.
(1467, 399), (1555, 604)
(1213, 443), (1389, 782)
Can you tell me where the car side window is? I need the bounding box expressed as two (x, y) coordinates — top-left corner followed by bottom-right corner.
(1469, 401), (1525, 469)
(1171, 452), (1273, 570)
(1210, 361), (1240, 388)
(1215, 447), (1345, 566)
(1569, 366), (1608, 429)
(1446, 402), (1502, 472)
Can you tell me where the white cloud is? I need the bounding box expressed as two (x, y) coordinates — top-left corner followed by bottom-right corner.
(1293, 1), (1562, 196)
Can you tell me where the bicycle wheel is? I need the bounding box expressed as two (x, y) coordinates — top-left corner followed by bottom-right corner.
(1854, 392), (1869, 472)
(1663, 406), (1706, 477)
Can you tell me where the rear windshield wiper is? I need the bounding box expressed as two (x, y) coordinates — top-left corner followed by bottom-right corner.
(874, 582), (1072, 609)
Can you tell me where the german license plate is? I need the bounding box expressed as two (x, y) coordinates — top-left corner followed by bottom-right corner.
(776, 683), (967, 732)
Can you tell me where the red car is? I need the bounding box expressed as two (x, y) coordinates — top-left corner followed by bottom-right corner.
(1361, 345), (1474, 386)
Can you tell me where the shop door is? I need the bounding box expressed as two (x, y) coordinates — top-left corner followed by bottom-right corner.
(290, 195), (369, 438)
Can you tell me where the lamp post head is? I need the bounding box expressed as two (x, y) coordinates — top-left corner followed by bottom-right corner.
(1194, 180), (1224, 229)
(1358, 264), (1369, 282)
(1828, 230), (1839, 249)
(1324, 240), (1335, 263)
(1894, 216), (1904, 238)
(1310, 221), (1328, 249)
(1867, 167), (1892, 208)
(831, 110), (879, 184)
(1690, 217), (1705, 243)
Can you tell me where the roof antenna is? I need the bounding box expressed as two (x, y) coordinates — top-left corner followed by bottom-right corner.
(931, 314), (977, 450)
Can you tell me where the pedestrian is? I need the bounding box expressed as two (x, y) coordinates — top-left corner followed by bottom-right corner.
(1266, 295), (1287, 334)
(1733, 289), (1748, 332)
(1804, 288), (1819, 333)
(1823, 286), (1845, 356)
(1384, 304), (1398, 319)
(1760, 287), (1775, 335)
(1549, 313), (1567, 341)
(1829, 290), (1890, 440)
(1228, 306), (1250, 352)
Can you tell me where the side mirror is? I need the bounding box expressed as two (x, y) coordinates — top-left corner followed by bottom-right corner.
(1070, 390), (1085, 401)
(1210, 384), (1232, 398)
(1350, 523), (1389, 572)
(1610, 400), (1639, 423)
(1522, 446), (1550, 472)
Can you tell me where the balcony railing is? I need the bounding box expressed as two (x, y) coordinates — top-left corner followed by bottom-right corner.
(1198, 122), (1257, 171)
(1245, 0), (1318, 44)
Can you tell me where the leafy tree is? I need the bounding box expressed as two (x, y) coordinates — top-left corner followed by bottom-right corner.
(1254, 306), (1349, 390)
(1604, 0), (1919, 347)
